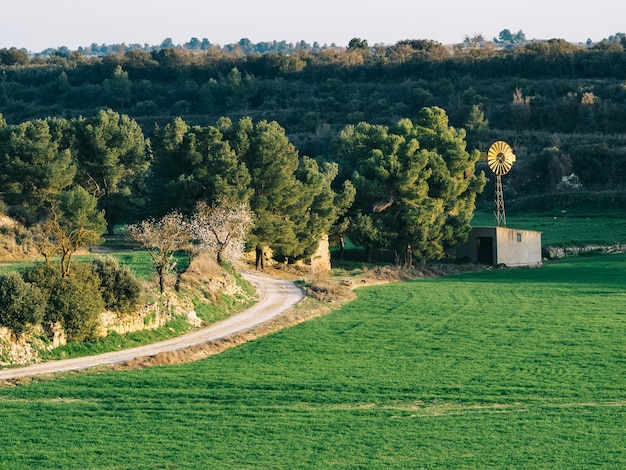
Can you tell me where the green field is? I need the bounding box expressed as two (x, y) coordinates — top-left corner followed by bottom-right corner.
(1, 254), (625, 468)
(471, 210), (626, 246)
(0, 249), (161, 280)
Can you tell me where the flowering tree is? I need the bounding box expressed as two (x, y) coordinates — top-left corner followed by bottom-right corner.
(126, 211), (191, 293)
(190, 199), (253, 266)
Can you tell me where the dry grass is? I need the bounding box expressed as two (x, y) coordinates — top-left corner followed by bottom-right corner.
(0, 218), (39, 261)
(179, 252), (241, 303)
(181, 252), (222, 282)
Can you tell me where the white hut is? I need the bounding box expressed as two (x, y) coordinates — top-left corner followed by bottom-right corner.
(457, 226), (542, 267)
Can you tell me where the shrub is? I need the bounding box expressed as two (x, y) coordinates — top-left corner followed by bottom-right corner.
(91, 256), (142, 314)
(21, 263), (59, 294)
(0, 272), (45, 335)
(47, 265), (105, 342)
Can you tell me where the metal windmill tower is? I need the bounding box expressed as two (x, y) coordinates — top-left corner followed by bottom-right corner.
(480, 141), (516, 226)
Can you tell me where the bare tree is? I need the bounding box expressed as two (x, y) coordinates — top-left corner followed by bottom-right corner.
(127, 211), (191, 293)
(190, 199), (253, 266)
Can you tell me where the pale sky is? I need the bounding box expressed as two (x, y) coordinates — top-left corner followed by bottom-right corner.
(1, 0), (624, 52)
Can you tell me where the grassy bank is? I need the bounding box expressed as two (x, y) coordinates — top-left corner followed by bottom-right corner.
(1, 254), (624, 468)
(471, 210), (626, 246)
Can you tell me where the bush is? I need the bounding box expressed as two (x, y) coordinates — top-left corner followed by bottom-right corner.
(47, 265), (105, 342)
(0, 272), (46, 335)
(21, 263), (59, 294)
(22, 260), (141, 343)
(91, 256), (142, 314)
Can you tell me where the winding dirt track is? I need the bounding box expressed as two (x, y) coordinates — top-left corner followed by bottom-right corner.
(0, 271), (304, 380)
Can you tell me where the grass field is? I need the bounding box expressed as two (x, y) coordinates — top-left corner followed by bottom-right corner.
(1, 253), (624, 468)
(471, 210), (626, 246)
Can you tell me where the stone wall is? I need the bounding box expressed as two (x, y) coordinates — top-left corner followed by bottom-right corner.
(542, 243), (626, 259)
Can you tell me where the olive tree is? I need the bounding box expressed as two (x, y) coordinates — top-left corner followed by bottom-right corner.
(0, 272), (45, 336)
(37, 186), (107, 277)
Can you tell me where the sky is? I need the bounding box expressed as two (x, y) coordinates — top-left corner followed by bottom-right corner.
(1, 0), (625, 52)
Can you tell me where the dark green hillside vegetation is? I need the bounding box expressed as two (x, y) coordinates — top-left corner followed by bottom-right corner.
(2, 35), (626, 201)
(1, 254), (624, 468)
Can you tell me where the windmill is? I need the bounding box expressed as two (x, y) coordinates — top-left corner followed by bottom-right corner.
(458, 140), (541, 268)
(479, 141), (516, 226)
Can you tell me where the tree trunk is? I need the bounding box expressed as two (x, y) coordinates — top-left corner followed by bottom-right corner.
(157, 266), (165, 293)
(339, 235), (345, 261)
(255, 246), (265, 271)
(174, 271), (182, 292)
(405, 244), (413, 269)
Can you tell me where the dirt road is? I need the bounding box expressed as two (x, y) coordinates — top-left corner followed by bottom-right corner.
(0, 271), (304, 380)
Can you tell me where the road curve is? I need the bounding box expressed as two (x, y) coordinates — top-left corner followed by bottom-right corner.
(0, 271), (304, 380)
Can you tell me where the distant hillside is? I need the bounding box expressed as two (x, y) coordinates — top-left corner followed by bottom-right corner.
(2, 34), (626, 198)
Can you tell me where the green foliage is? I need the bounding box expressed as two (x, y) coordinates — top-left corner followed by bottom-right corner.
(0, 118), (76, 224)
(334, 108), (485, 265)
(152, 116), (342, 267)
(464, 103), (489, 148)
(0, 47), (29, 66)
(72, 109), (150, 232)
(20, 263), (104, 342)
(46, 264), (105, 342)
(227, 118), (303, 257)
(90, 256), (142, 314)
(1, 42), (626, 248)
(0, 272), (45, 335)
(20, 263), (58, 293)
(57, 186), (107, 240)
(150, 117), (252, 215)
(0, 254), (625, 468)
(40, 186), (107, 277)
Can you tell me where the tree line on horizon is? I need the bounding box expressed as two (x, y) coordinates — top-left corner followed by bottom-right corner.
(2, 29), (625, 58)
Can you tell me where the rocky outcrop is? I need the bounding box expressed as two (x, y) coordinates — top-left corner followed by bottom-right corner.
(0, 325), (58, 365)
(98, 289), (204, 337)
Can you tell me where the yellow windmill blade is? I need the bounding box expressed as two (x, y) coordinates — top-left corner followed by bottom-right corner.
(487, 141), (516, 176)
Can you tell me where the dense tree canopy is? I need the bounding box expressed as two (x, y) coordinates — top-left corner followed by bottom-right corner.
(0, 118), (76, 224)
(1, 32), (625, 268)
(73, 109), (150, 233)
(219, 118), (340, 267)
(150, 117), (251, 215)
(333, 107), (484, 264)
